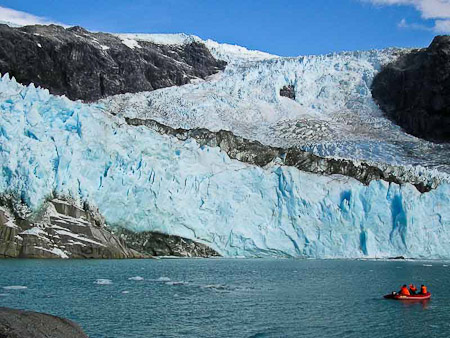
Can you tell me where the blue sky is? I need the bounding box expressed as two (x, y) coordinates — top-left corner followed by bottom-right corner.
(0, 0), (447, 56)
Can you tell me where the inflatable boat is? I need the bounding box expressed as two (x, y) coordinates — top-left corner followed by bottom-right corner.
(384, 292), (431, 300)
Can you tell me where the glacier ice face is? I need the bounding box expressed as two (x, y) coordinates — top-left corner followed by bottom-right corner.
(1, 75), (450, 258)
(103, 36), (450, 175)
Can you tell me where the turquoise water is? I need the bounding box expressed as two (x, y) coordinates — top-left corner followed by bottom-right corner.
(1, 259), (449, 338)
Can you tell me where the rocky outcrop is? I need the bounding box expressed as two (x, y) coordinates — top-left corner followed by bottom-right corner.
(372, 36), (450, 142)
(0, 24), (226, 101)
(0, 307), (88, 338)
(126, 117), (439, 192)
(0, 196), (220, 259)
(280, 84), (295, 100)
(0, 197), (144, 259)
(114, 227), (220, 257)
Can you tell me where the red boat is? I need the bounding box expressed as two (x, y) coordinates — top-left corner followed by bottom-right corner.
(384, 292), (431, 300)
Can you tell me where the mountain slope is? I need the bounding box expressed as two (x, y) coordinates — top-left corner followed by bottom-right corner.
(372, 35), (450, 142)
(0, 25), (225, 101)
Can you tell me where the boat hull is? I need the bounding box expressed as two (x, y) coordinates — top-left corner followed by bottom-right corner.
(384, 292), (431, 300)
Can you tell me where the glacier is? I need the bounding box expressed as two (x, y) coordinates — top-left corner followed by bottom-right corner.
(1, 74), (450, 258)
(105, 34), (450, 175)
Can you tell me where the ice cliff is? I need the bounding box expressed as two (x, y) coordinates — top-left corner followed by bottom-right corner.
(1, 75), (450, 258)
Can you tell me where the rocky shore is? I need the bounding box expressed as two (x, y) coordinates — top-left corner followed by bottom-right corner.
(0, 307), (88, 338)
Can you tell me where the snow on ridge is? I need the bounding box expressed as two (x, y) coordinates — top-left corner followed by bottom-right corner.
(117, 33), (197, 46)
(119, 37), (141, 49)
(115, 33), (278, 63)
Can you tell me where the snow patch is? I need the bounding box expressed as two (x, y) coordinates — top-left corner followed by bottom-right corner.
(54, 230), (105, 247)
(19, 227), (46, 236)
(120, 38), (141, 49)
(34, 246), (69, 258)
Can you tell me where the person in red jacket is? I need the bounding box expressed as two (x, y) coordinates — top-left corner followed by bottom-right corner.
(399, 285), (411, 296)
(409, 284), (418, 295)
(420, 285), (428, 294)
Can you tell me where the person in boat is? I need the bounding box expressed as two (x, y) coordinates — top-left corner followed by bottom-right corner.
(420, 285), (428, 294)
(399, 284), (410, 296)
(409, 284), (418, 295)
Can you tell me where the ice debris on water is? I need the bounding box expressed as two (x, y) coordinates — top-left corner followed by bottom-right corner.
(94, 279), (113, 285)
(3, 286), (27, 290)
(128, 276), (144, 281)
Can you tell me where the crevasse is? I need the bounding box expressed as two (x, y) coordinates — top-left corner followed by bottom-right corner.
(1, 75), (450, 258)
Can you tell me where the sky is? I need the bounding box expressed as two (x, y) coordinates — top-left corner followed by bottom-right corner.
(0, 0), (449, 56)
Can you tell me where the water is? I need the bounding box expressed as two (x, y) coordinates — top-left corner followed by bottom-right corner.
(1, 259), (449, 338)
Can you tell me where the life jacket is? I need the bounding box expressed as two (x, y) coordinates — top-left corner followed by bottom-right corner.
(400, 286), (410, 296)
(409, 284), (417, 292)
(421, 285), (428, 294)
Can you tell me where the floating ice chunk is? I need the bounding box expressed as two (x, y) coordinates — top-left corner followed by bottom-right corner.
(3, 286), (27, 290)
(94, 279), (113, 285)
(128, 276), (144, 281)
(165, 281), (188, 286)
(201, 284), (228, 291)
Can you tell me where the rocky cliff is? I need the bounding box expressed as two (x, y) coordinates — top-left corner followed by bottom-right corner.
(0, 196), (144, 258)
(0, 196), (218, 259)
(0, 24), (226, 101)
(372, 36), (450, 142)
(114, 227), (219, 257)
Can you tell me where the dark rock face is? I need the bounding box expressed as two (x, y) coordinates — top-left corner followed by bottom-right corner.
(0, 307), (88, 338)
(372, 36), (450, 142)
(280, 84), (295, 100)
(0, 24), (226, 102)
(126, 117), (436, 192)
(114, 228), (220, 257)
(0, 197), (144, 259)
